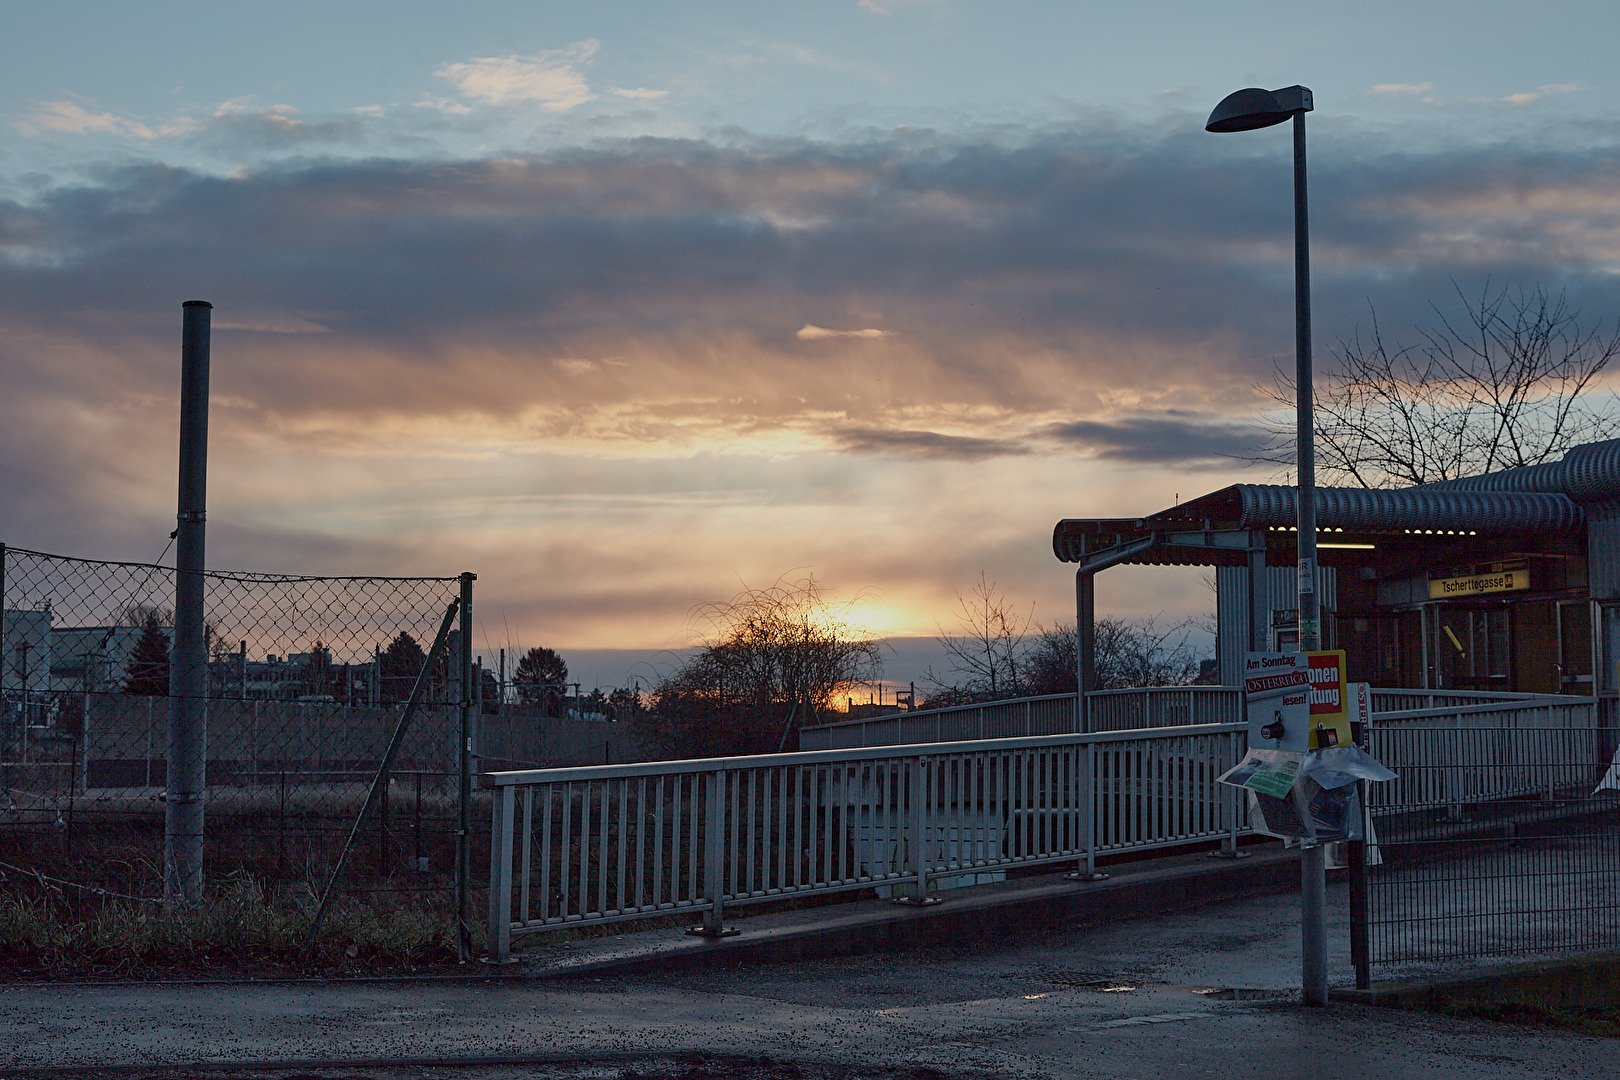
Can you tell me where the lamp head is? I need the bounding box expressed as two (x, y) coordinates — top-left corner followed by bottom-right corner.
(1206, 85), (1312, 133)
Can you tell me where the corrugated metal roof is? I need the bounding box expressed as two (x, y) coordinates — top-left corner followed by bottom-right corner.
(1054, 484), (1582, 563)
(1423, 437), (1620, 502)
(1205, 485), (1580, 534)
(1054, 437), (1620, 565)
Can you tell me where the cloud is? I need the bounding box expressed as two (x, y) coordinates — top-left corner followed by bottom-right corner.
(202, 100), (368, 150)
(435, 41), (601, 111)
(611, 87), (669, 101)
(833, 427), (1030, 460)
(858, 0), (937, 12)
(16, 100), (196, 140)
(796, 324), (891, 340)
(1495, 83), (1582, 107)
(414, 96), (475, 115)
(1365, 81), (1585, 109)
(7, 126), (1620, 646)
(1048, 415), (1269, 465)
(1365, 83), (1434, 98)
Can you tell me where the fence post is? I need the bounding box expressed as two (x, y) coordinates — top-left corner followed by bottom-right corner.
(455, 571), (476, 960)
(687, 768), (738, 937)
(487, 784), (515, 963)
(1349, 778), (1370, 989)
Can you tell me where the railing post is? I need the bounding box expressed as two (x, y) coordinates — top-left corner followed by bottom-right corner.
(687, 768), (739, 937)
(487, 784), (515, 964)
(913, 756), (928, 897)
(705, 769), (724, 931)
(1067, 737), (1108, 882)
(894, 755), (938, 905)
(1215, 729), (1246, 858)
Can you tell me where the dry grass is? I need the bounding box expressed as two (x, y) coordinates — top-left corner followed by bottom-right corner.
(1441, 998), (1620, 1039)
(0, 871), (472, 979)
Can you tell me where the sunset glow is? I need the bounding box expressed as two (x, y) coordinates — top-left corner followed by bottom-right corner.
(6, 3), (1620, 688)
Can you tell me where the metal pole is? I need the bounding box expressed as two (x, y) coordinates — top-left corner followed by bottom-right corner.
(455, 571), (475, 961)
(1075, 570), (1095, 734)
(1290, 110), (1328, 1009)
(166, 299), (211, 910)
(1349, 779), (1370, 989)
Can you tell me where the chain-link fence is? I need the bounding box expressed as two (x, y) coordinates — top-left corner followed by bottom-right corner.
(0, 544), (470, 925)
(1357, 723), (1620, 981)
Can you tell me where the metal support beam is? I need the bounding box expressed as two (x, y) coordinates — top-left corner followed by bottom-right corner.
(1075, 569), (1095, 733)
(1248, 535), (1268, 653)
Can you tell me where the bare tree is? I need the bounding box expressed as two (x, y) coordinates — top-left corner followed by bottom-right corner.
(1258, 282), (1620, 487)
(925, 572), (1034, 702)
(652, 574), (884, 756)
(1023, 617), (1201, 694)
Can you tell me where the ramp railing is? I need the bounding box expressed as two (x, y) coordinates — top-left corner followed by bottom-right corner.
(1367, 696), (1602, 820)
(797, 687), (1244, 749)
(486, 723), (1249, 960)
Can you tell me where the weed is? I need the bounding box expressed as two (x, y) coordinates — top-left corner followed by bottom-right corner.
(1441, 998), (1620, 1039)
(0, 870), (473, 979)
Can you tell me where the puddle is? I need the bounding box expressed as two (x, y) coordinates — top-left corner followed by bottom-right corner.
(1180, 985), (1276, 1001)
(1040, 972), (1138, 992)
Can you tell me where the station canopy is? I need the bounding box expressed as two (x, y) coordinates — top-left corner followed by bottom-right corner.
(1052, 464), (1602, 574)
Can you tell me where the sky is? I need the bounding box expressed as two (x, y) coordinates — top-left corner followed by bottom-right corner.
(6, 1), (1620, 691)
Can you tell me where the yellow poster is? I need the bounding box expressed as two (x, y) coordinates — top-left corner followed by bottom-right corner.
(1306, 650), (1349, 750)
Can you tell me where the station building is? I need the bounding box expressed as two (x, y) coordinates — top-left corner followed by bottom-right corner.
(1054, 437), (1620, 705)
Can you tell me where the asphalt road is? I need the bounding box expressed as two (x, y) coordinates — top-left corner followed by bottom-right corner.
(4, 885), (1613, 1079)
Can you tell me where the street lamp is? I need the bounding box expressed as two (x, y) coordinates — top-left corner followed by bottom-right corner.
(1206, 85), (1328, 1007)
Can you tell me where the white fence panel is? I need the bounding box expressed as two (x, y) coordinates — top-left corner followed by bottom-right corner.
(487, 724), (1250, 959)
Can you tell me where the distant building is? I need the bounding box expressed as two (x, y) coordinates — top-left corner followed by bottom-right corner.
(2, 607), (53, 695)
(49, 624), (151, 691)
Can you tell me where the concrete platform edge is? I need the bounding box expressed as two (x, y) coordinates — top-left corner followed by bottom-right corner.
(516, 847), (1304, 980)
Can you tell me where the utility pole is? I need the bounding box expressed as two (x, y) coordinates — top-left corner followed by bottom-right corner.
(166, 300), (211, 909)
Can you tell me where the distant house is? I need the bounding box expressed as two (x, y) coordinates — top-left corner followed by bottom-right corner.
(49, 624), (152, 691)
(3, 608), (168, 702)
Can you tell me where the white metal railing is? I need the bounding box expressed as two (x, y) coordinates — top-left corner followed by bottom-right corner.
(1367, 697), (1603, 815)
(1366, 688), (1565, 713)
(798, 687), (1587, 750)
(1085, 686), (1243, 730)
(797, 694), (1078, 749)
(485, 723), (1249, 960)
(797, 687), (1244, 749)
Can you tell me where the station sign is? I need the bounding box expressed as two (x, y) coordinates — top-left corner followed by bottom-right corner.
(1428, 569), (1528, 599)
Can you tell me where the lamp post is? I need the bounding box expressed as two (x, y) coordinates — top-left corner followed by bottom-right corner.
(1206, 85), (1328, 1007)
